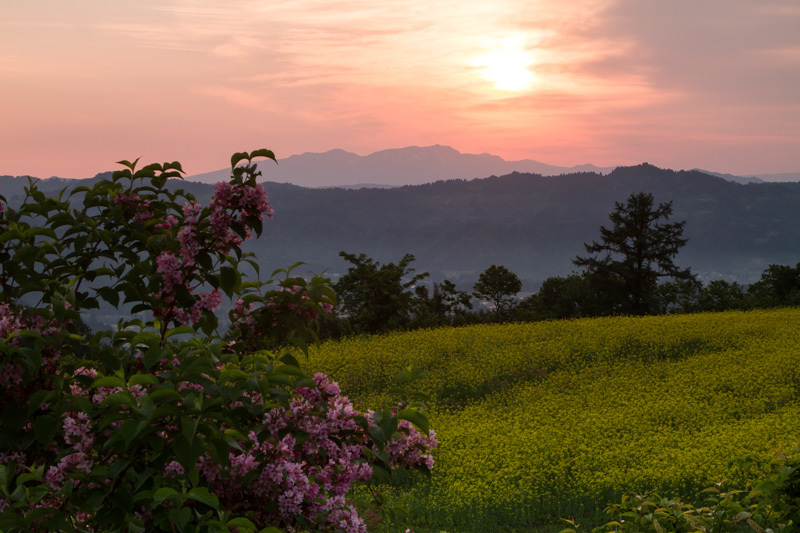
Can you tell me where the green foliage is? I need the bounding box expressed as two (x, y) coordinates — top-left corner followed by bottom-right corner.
(748, 263), (800, 307)
(472, 265), (521, 321)
(413, 280), (473, 328)
(0, 152), (433, 532)
(517, 274), (603, 320)
(335, 252), (429, 334)
(574, 192), (695, 315)
(580, 447), (800, 533)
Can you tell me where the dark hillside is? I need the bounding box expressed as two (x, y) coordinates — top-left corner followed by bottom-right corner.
(3, 165), (799, 287)
(249, 164), (800, 285)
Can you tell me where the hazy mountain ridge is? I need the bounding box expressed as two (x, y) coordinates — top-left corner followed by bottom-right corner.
(184, 145), (800, 187)
(4, 145), (796, 189)
(186, 145), (617, 187)
(2, 164), (799, 289)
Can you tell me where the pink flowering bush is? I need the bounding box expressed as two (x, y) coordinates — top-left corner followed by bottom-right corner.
(0, 151), (435, 532)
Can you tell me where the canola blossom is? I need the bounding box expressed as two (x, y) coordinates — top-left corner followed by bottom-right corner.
(307, 309), (800, 530)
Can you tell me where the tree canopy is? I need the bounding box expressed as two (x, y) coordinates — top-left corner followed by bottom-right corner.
(335, 252), (428, 334)
(473, 265), (522, 321)
(574, 192), (695, 315)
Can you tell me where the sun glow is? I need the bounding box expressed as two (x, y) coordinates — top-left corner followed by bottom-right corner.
(471, 34), (538, 92)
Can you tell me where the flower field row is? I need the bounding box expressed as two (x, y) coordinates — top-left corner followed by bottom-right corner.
(306, 308), (800, 531)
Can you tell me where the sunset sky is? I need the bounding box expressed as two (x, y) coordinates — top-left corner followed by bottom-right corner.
(2, 0), (799, 180)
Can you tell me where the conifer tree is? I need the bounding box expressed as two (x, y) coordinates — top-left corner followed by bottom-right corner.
(574, 192), (695, 315)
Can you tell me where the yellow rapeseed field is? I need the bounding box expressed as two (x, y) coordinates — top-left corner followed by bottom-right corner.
(305, 309), (800, 531)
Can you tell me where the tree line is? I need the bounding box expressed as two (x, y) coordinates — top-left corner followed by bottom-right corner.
(317, 192), (800, 337)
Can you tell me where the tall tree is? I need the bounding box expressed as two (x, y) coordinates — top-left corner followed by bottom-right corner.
(335, 251), (428, 334)
(414, 279), (474, 327)
(574, 192), (695, 315)
(473, 264), (522, 321)
(748, 263), (800, 307)
(518, 274), (601, 321)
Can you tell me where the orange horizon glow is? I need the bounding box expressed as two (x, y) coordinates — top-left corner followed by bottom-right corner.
(1, 1), (798, 180)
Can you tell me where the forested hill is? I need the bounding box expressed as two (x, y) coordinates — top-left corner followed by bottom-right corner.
(3, 164), (800, 287)
(253, 164), (800, 286)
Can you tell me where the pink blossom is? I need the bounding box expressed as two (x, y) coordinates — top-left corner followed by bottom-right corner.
(164, 461), (185, 478)
(45, 451), (93, 489)
(114, 193), (152, 222)
(155, 214), (179, 230)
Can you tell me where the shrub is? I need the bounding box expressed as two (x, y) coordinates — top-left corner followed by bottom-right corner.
(0, 151), (435, 532)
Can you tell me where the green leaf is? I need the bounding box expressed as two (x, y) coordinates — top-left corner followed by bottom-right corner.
(397, 408), (430, 436)
(220, 266), (239, 298)
(165, 160), (184, 173)
(249, 149), (277, 162)
(128, 374), (159, 388)
(380, 416), (397, 440)
(278, 352), (301, 368)
(102, 392), (135, 408)
(131, 331), (160, 349)
(188, 465), (200, 487)
(27, 390), (53, 415)
(0, 229), (24, 243)
(116, 158), (141, 171)
(138, 393), (154, 419)
(96, 286), (120, 307)
(230, 152), (249, 168)
(121, 419), (147, 448)
(165, 325), (195, 339)
(219, 368), (249, 383)
(181, 416), (199, 444)
(143, 347), (168, 369)
(275, 365), (304, 377)
(368, 425), (386, 443)
(173, 435), (201, 467)
(25, 227), (57, 239)
(91, 376), (126, 389)
(187, 487), (219, 509)
(149, 387), (182, 401)
(227, 517), (258, 530)
(153, 487), (180, 505)
(33, 414), (58, 446)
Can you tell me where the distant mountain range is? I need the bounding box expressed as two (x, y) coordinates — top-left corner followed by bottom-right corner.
(188, 145), (616, 187)
(3, 145), (798, 188)
(182, 145), (798, 188)
(3, 162), (799, 291)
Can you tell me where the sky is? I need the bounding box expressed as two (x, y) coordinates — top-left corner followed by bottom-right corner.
(1, 0), (799, 180)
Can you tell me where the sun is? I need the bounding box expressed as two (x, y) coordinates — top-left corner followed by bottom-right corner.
(471, 34), (538, 92)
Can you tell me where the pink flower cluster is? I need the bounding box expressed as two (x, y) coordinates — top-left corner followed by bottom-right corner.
(0, 304), (66, 403)
(271, 285), (335, 321)
(1, 164), (436, 532)
(208, 181), (273, 254)
(24, 360), (434, 532)
(188, 372), (435, 532)
(45, 412), (94, 489)
(152, 180), (273, 326)
(114, 193), (152, 223)
(154, 249), (223, 325)
(230, 298), (260, 342)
